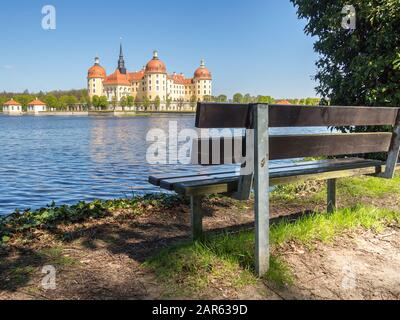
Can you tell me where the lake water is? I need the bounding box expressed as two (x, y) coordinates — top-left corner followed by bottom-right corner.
(0, 115), (327, 216)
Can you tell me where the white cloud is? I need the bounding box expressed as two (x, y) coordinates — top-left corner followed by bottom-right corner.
(3, 65), (14, 70)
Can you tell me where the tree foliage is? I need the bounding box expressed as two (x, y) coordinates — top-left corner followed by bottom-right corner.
(233, 93), (244, 103)
(154, 96), (161, 110)
(291, 0), (400, 107)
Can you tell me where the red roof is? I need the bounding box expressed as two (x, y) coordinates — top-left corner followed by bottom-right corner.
(128, 70), (145, 81)
(275, 100), (291, 105)
(29, 98), (46, 106)
(103, 69), (131, 86)
(169, 74), (193, 85)
(4, 99), (21, 106)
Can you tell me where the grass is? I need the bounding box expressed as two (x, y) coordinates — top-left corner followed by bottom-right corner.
(338, 174), (400, 198)
(270, 173), (400, 207)
(39, 247), (78, 267)
(145, 204), (400, 296)
(8, 266), (36, 286)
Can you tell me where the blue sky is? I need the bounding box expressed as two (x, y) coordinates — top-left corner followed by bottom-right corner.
(0, 0), (318, 98)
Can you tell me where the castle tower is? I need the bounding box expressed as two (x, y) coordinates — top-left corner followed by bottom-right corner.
(87, 56), (106, 99)
(194, 59), (212, 101)
(143, 50), (168, 105)
(118, 43), (127, 75)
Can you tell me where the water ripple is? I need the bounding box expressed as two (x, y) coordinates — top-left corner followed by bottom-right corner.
(0, 115), (328, 215)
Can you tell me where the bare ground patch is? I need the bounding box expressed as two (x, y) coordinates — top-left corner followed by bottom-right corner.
(0, 187), (399, 300)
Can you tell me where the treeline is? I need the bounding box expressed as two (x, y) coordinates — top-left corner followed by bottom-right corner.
(207, 94), (321, 105)
(1, 89), (322, 112)
(0, 89), (89, 111)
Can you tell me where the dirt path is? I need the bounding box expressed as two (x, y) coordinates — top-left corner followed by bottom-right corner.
(0, 196), (399, 300)
(276, 227), (400, 300)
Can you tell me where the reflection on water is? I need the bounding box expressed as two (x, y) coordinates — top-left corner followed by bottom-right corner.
(0, 114), (328, 216)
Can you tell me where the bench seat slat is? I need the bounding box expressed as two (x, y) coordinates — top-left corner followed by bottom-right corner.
(148, 169), (236, 186)
(155, 158), (384, 194)
(160, 172), (241, 190)
(149, 159), (361, 185)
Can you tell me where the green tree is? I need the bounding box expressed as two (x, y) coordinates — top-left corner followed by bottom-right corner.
(44, 94), (58, 111)
(257, 95), (275, 104)
(291, 0), (400, 107)
(203, 95), (212, 102)
(0, 96), (7, 111)
(127, 96), (134, 110)
(233, 93), (243, 103)
(99, 96), (109, 110)
(242, 94), (252, 103)
(291, 0), (400, 160)
(15, 94), (34, 109)
(92, 95), (100, 110)
(217, 95), (228, 103)
(111, 95), (118, 111)
(143, 96), (150, 111)
(154, 96), (161, 111)
(59, 95), (69, 110)
(134, 96), (141, 110)
(120, 96), (127, 111)
(190, 95), (197, 110)
(66, 95), (78, 110)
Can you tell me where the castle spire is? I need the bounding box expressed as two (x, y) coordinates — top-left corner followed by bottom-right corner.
(118, 42), (127, 74)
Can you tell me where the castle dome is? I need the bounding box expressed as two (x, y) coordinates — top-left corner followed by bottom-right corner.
(194, 59), (211, 80)
(145, 51), (167, 74)
(88, 57), (106, 79)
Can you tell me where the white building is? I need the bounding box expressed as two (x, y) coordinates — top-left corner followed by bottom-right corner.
(87, 46), (212, 110)
(2, 99), (23, 115)
(27, 98), (47, 114)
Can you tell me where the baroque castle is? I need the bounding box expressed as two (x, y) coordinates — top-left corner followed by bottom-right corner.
(87, 45), (212, 110)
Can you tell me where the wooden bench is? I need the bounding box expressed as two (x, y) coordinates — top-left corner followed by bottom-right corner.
(149, 103), (400, 276)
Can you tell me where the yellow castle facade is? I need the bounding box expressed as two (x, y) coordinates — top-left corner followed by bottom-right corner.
(87, 46), (212, 110)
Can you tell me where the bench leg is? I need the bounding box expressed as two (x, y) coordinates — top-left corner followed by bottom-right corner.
(327, 179), (337, 213)
(190, 196), (203, 241)
(254, 104), (270, 277)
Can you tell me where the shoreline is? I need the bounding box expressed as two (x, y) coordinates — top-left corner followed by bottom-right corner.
(0, 111), (196, 117)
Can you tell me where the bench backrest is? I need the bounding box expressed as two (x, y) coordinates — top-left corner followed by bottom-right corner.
(192, 103), (400, 179)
